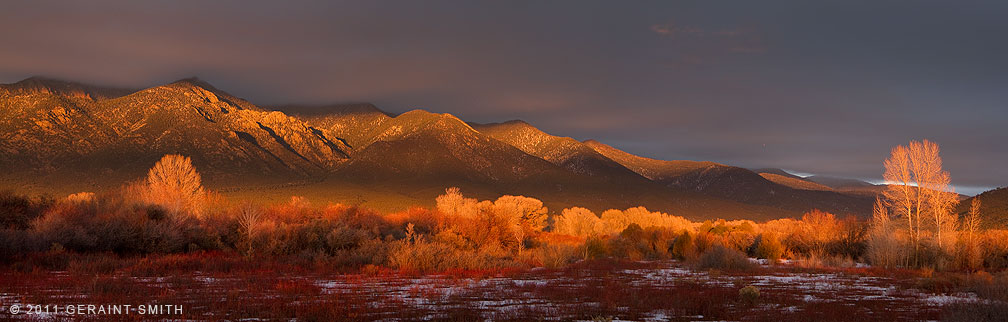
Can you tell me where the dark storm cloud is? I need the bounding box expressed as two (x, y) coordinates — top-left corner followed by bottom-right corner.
(2, 0), (1006, 194)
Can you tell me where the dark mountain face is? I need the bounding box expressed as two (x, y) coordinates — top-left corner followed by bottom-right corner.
(957, 187), (1008, 228)
(2, 77), (885, 219)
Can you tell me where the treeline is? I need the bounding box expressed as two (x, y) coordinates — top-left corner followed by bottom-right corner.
(2, 150), (1006, 273)
(0, 185), (867, 272)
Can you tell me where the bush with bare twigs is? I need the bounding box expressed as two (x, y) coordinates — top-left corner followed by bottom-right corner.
(694, 245), (756, 271)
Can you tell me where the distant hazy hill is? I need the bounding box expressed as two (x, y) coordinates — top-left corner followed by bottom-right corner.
(801, 175), (969, 201)
(584, 140), (874, 217)
(2, 77), (889, 220)
(957, 187), (1008, 228)
(1, 76), (136, 100)
(753, 168), (805, 180)
(749, 168), (834, 191)
(758, 173), (834, 191)
(805, 175), (876, 189)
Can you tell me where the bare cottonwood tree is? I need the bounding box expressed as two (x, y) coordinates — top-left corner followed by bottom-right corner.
(964, 198), (982, 242)
(883, 144), (920, 250)
(142, 154), (206, 219)
(929, 186), (960, 249)
(882, 140), (959, 259)
(867, 197), (903, 267)
(961, 198), (983, 269)
(908, 140), (958, 248)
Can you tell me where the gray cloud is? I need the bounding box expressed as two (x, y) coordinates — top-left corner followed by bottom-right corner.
(1, 0), (1006, 194)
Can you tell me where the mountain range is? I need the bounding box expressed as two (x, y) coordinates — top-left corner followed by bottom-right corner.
(1, 77), (904, 220)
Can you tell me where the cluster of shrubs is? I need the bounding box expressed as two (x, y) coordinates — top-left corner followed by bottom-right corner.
(0, 190), (395, 267)
(0, 185), (580, 272)
(867, 222), (1008, 271)
(552, 206), (872, 270)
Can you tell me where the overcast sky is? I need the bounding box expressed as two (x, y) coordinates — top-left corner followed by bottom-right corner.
(2, 1), (1006, 194)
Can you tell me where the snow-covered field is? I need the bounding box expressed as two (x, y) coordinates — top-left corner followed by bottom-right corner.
(298, 261), (985, 320)
(0, 260), (997, 320)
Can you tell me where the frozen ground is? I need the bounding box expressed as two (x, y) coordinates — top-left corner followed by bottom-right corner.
(0, 260), (996, 321)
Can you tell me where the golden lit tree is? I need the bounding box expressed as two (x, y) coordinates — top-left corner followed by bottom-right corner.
(435, 187), (481, 229)
(800, 209), (838, 252)
(909, 140), (958, 248)
(434, 188), (548, 254)
(866, 197), (903, 267)
(960, 198), (983, 270)
(436, 187), (466, 216)
(600, 209), (631, 235)
(142, 154), (206, 218)
(964, 198), (982, 242)
(493, 195), (548, 232)
(928, 185), (960, 249)
(554, 207), (601, 237)
(883, 144), (920, 248)
(493, 195), (548, 254)
(882, 140), (958, 253)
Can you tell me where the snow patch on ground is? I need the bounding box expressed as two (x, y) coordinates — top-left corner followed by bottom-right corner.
(921, 293), (983, 306)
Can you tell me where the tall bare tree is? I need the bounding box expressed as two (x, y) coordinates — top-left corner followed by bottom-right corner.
(883, 140), (959, 254)
(909, 140), (958, 248)
(867, 197), (902, 267)
(929, 185), (960, 249)
(961, 198), (983, 269)
(964, 198), (982, 242)
(884, 144), (919, 248)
